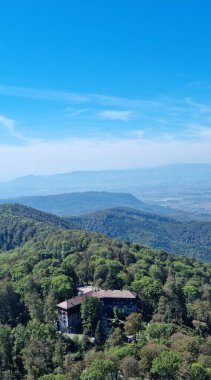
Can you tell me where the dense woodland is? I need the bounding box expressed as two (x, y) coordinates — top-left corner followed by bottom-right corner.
(69, 207), (211, 262)
(0, 205), (211, 379)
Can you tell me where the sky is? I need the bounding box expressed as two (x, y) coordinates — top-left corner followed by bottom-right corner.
(0, 0), (211, 181)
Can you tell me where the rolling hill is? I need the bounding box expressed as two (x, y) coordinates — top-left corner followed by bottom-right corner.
(0, 191), (177, 217)
(1, 191), (209, 221)
(1, 194), (211, 379)
(69, 207), (211, 261)
(0, 203), (77, 252)
(1, 203), (211, 262)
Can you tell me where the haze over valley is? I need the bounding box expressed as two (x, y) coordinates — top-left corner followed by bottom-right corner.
(1, 163), (211, 220)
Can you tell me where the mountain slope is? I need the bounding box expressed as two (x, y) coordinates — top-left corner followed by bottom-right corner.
(1, 191), (208, 222)
(1, 206), (211, 379)
(69, 207), (211, 261)
(1, 203), (211, 262)
(0, 191), (178, 217)
(0, 204), (77, 252)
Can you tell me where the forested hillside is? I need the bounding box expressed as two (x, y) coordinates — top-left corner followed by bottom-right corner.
(1, 206), (211, 378)
(0, 204), (77, 252)
(70, 207), (211, 262)
(2, 191), (210, 221)
(1, 202), (211, 261)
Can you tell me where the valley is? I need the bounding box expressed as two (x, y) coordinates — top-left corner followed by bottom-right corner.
(1, 164), (211, 220)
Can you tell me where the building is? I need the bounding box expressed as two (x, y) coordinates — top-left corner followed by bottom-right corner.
(57, 286), (137, 333)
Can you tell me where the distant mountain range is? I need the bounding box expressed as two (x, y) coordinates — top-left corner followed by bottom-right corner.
(1, 163), (211, 218)
(1, 190), (210, 221)
(0, 191), (180, 217)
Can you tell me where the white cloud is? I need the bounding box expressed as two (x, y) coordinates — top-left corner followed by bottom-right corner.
(2, 84), (211, 133)
(129, 130), (145, 137)
(99, 110), (136, 122)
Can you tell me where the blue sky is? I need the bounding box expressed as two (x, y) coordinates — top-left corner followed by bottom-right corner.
(0, 0), (211, 180)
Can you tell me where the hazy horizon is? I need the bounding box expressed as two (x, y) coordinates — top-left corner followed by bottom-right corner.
(0, 162), (211, 183)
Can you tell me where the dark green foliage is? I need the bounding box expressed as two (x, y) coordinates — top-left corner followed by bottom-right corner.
(0, 203), (75, 229)
(0, 325), (13, 374)
(145, 322), (177, 341)
(190, 363), (211, 380)
(0, 203), (77, 252)
(95, 321), (105, 346)
(151, 350), (181, 379)
(81, 297), (102, 336)
(70, 207), (211, 261)
(39, 375), (66, 380)
(0, 281), (27, 326)
(1, 205), (211, 378)
(80, 358), (115, 380)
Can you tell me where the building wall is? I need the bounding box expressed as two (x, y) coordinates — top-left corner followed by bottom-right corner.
(58, 309), (69, 332)
(102, 298), (137, 315)
(58, 307), (81, 333)
(67, 311), (81, 332)
(58, 297), (137, 333)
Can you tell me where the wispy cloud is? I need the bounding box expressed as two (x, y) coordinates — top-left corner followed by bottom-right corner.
(185, 98), (211, 114)
(1, 84), (211, 149)
(189, 124), (211, 138)
(99, 110), (136, 122)
(0, 84), (163, 110)
(63, 108), (90, 117)
(1, 84), (211, 115)
(0, 84), (89, 103)
(0, 115), (15, 132)
(0, 114), (36, 143)
(129, 130), (145, 137)
(89, 93), (162, 109)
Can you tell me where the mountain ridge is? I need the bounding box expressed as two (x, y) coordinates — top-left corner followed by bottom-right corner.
(1, 190), (210, 221)
(1, 202), (211, 262)
(0, 191), (176, 217)
(68, 207), (211, 261)
(1, 162), (211, 196)
(0, 203), (78, 252)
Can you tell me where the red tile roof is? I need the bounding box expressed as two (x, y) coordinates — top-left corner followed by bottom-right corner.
(57, 288), (137, 310)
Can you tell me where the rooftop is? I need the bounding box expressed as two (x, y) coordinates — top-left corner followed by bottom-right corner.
(57, 287), (137, 310)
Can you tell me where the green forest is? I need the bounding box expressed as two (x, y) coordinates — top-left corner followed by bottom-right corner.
(0, 204), (211, 379)
(69, 207), (211, 261)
